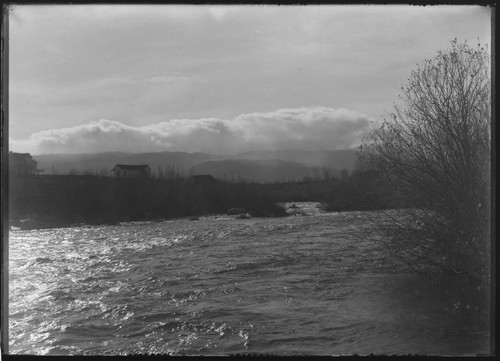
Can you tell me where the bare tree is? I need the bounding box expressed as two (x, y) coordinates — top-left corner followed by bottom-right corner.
(360, 39), (491, 285)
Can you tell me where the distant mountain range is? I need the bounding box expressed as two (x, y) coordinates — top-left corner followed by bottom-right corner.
(32, 149), (358, 182)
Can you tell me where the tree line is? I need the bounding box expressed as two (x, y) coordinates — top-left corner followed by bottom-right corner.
(9, 168), (385, 230)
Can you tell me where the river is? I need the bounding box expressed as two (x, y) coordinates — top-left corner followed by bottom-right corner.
(8, 203), (490, 355)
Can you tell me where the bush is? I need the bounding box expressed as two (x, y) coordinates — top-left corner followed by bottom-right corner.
(360, 39), (491, 287)
(9, 175), (288, 228)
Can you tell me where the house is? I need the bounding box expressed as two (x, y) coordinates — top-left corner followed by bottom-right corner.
(191, 174), (217, 185)
(111, 164), (151, 178)
(9, 152), (41, 175)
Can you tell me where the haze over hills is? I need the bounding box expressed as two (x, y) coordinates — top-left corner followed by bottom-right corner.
(32, 149), (358, 182)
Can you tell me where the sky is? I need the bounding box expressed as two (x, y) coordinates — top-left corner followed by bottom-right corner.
(9, 5), (491, 155)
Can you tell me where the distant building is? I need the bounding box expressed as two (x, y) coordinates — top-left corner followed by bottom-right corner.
(111, 164), (151, 178)
(9, 152), (42, 175)
(191, 174), (217, 185)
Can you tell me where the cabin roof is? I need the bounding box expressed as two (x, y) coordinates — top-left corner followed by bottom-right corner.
(192, 174), (215, 179)
(9, 152), (33, 160)
(111, 164), (151, 171)
(191, 174), (217, 183)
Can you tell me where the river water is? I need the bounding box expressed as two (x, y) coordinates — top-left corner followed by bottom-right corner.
(8, 203), (490, 356)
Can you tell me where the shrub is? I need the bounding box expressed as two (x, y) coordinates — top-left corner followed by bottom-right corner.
(360, 39), (491, 287)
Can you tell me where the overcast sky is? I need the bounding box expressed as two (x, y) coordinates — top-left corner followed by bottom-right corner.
(9, 5), (491, 155)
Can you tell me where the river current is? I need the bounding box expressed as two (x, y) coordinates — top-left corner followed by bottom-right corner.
(8, 203), (490, 355)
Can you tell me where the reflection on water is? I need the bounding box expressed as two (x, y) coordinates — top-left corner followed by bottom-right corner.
(9, 204), (490, 355)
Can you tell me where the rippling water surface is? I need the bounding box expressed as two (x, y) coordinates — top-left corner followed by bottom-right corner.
(9, 204), (490, 355)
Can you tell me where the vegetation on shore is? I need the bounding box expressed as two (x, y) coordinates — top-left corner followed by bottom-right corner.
(10, 167), (387, 230)
(360, 40), (491, 314)
(9, 174), (282, 229)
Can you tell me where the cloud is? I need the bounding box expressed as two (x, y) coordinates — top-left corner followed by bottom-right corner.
(10, 107), (373, 155)
(10, 5), (490, 142)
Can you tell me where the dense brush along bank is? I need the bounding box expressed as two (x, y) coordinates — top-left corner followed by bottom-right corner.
(9, 203), (490, 355)
(9, 172), (387, 229)
(9, 175), (288, 229)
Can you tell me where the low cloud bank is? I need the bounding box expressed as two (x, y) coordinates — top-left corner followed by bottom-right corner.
(11, 106), (372, 155)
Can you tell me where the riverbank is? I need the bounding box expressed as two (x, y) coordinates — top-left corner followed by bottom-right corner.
(9, 169), (393, 230)
(9, 174), (291, 230)
(9, 201), (328, 231)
